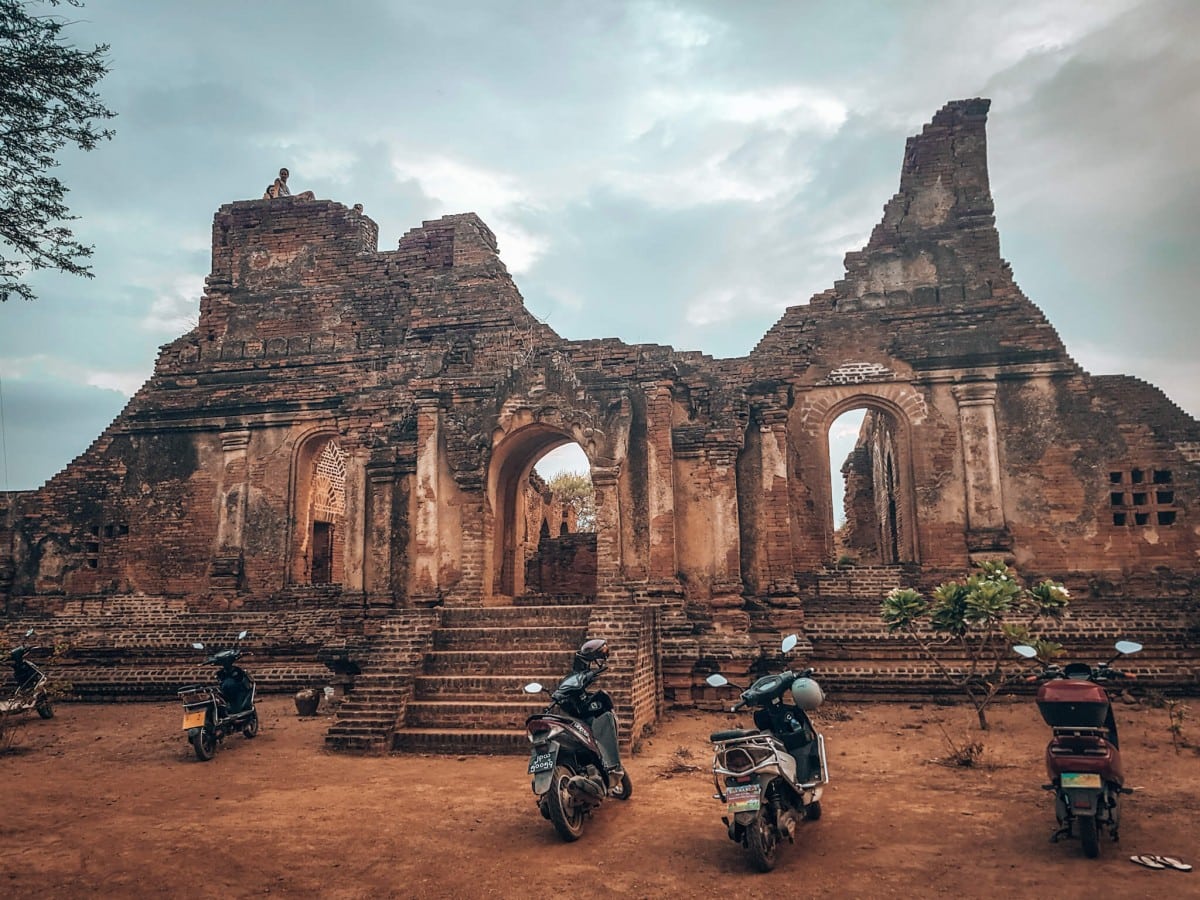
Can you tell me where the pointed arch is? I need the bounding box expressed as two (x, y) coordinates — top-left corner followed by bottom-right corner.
(289, 430), (349, 585)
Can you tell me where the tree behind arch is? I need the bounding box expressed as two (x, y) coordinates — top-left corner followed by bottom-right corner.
(545, 471), (595, 532)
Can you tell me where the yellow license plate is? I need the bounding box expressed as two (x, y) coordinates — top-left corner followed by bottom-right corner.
(182, 710), (207, 730)
(1061, 772), (1102, 789)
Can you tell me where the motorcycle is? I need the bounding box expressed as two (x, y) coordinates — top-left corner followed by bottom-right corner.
(178, 631), (258, 761)
(1013, 640), (1142, 858)
(522, 638), (633, 841)
(705, 634), (828, 872)
(1, 629), (54, 720)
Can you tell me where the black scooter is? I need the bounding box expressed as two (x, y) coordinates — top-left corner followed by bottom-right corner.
(523, 638), (633, 841)
(178, 631), (258, 761)
(2, 629), (54, 720)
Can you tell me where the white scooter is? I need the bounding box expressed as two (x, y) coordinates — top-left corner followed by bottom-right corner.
(706, 634), (828, 872)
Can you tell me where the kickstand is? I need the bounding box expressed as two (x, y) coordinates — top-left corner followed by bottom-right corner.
(1050, 824), (1072, 844)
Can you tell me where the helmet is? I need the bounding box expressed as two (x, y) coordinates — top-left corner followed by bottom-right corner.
(790, 676), (824, 711)
(576, 638), (609, 664)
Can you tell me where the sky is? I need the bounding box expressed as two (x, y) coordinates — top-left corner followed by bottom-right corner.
(1, 0), (1197, 496)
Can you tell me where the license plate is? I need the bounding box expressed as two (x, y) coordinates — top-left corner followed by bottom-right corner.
(182, 710), (207, 730)
(528, 752), (555, 774)
(726, 782), (761, 813)
(1061, 773), (1102, 789)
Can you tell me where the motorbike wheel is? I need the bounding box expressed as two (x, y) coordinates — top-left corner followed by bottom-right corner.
(747, 810), (779, 872)
(1079, 816), (1100, 858)
(610, 770), (633, 801)
(805, 800), (822, 821)
(36, 701), (54, 719)
(191, 727), (216, 762)
(546, 766), (585, 842)
(243, 712), (259, 739)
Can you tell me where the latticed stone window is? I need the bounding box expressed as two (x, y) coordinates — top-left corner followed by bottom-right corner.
(312, 442), (347, 518)
(1109, 468), (1176, 526)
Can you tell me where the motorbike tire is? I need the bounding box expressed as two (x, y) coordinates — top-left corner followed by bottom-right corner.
(191, 727), (216, 762)
(36, 701), (54, 719)
(747, 809), (779, 872)
(805, 800), (822, 821)
(610, 770), (633, 801)
(546, 766), (585, 842)
(1079, 816), (1100, 859)
(243, 712), (259, 739)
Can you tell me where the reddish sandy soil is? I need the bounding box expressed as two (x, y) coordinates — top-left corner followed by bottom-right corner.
(2, 695), (1198, 899)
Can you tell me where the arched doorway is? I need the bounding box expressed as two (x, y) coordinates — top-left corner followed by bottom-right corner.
(825, 401), (916, 565)
(290, 434), (348, 585)
(487, 425), (595, 602)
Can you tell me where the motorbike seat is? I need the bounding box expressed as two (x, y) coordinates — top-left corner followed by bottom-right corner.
(710, 728), (758, 742)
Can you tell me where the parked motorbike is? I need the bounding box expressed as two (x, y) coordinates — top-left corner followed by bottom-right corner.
(1, 629), (54, 720)
(178, 631), (258, 761)
(705, 634), (828, 872)
(1013, 640), (1142, 858)
(523, 638), (632, 841)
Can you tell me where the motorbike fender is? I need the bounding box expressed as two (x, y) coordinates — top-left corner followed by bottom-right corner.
(1062, 787), (1101, 816)
(530, 742), (561, 796)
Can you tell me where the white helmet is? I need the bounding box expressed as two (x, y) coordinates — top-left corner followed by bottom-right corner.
(790, 676), (824, 711)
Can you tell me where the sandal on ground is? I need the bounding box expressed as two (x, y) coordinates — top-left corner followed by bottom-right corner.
(1151, 856), (1193, 872)
(1130, 856), (1166, 869)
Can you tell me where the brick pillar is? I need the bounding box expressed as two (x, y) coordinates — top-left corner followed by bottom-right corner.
(591, 464), (625, 602)
(343, 447), (367, 595)
(751, 402), (798, 596)
(708, 438), (747, 630)
(952, 382), (1012, 556)
(642, 381), (678, 588)
(212, 428), (250, 587)
(411, 394), (442, 602)
(364, 452), (398, 606)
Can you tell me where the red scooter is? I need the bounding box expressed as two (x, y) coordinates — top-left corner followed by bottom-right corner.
(1013, 640), (1142, 858)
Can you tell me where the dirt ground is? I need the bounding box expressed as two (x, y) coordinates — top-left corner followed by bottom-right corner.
(1, 695), (1198, 900)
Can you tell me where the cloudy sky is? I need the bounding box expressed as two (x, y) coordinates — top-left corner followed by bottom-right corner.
(1, 0), (1197, 493)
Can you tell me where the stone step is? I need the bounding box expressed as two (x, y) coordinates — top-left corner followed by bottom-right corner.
(412, 674), (549, 701)
(404, 700), (546, 730)
(433, 625), (587, 651)
(438, 606), (591, 628)
(391, 727), (529, 755)
(423, 649), (574, 675)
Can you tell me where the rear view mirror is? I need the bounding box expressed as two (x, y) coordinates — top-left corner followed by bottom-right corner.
(706, 673), (729, 688)
(1114, 640), (1143, 656)
(523, 682), (543, 694)
(781, 634), (798, 654)
(237, 630), (249, 640)
(191, 642), (205, 650)
(1013, 645), (1038, 659)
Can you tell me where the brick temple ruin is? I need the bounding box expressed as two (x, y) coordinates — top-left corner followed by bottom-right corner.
(2, 99), (1197, 753)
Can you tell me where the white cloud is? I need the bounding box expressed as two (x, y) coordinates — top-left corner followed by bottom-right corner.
(85, 371), (145, 397)
(141, 275), (203, 335)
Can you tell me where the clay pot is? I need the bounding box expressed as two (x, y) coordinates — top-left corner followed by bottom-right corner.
(294, 689), (320, 717)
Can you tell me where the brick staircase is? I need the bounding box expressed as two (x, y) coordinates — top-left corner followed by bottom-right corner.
(390, 604), (591, 755)
(323, 611), (438, 753)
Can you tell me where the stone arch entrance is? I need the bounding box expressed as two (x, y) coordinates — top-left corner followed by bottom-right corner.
(486, 423), (595, 601)
(812, 392), (921, 565)
(289, 431), (348, 585)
